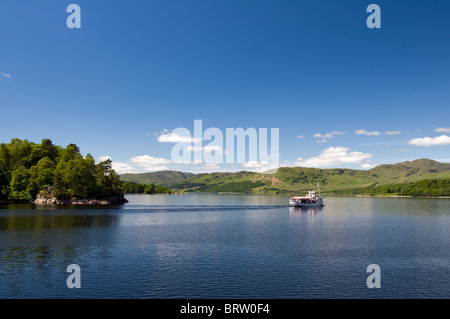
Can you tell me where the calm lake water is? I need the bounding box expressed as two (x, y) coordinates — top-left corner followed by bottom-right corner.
(0, 194), (449, 299)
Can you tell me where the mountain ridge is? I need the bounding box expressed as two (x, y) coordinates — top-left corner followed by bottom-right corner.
(119, 159), (450, 194)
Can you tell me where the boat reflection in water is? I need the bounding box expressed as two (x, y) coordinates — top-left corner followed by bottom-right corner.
(289, 206), (323, 215)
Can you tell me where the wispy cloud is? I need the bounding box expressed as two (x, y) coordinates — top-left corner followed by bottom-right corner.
(435, 127), (450, 133)
(294, 146), (372, 168)
(157, 131), (201, 143)
(100, 155), (172, 174)
(433, 158), (450, 163)
(0, 72), (11, 79)
(242, 160), (275, 173)
(407, 135), (450, 147)
(355, 129), (401, 136)
(355, 129), (381, 136)
(361, 141), (404, 146)
(313, 131), (345, 143)
(314, 131), (345, 139)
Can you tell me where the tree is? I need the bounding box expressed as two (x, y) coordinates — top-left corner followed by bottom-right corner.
(63, 156), (97, 198)
(41, 139), (58, 162)
(7, 139), (34, 171)
(9, 166), (32, 201)
(26, 139), (59, 167)
(60, 143), (81, 163)
(0, 169), (9, 199)
(27, 157), (56, 197)
(96, 159), (123, 198)
(0, 144), (11, 199)
(144, 184), (156, 194)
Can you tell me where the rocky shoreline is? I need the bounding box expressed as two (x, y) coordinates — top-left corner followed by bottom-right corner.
(32, 195), (129, 205)
(1, 195), (128, 205)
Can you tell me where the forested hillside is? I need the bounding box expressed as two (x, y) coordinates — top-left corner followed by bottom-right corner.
(120, 170), (194, 187)
(327, 178), (450, 197)
(120, 159), (450, 196)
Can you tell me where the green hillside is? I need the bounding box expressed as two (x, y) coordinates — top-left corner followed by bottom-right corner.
(367, 159), (450, 183)
(119, 159), (450, 195)
(328, 178), (450, 197)
(120, 170), (194, 187)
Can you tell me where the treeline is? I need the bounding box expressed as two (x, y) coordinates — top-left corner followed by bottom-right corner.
(0, 138), (124, 201)
(183, 181), (266, 193)
(327, 178), (450, 197)
(121, 182), (172, 194)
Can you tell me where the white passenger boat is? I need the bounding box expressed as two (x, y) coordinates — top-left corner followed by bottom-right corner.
(289, 184), (324, 207)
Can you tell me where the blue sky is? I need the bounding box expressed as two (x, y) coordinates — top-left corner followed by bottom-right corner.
(1, 0), (449, 173)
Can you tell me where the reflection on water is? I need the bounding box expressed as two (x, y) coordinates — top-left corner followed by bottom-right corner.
(0, 210), (119, 231)
(0, 194), (449, 298)
(289, 206), (323, 215)
(0, 207), (120, 296)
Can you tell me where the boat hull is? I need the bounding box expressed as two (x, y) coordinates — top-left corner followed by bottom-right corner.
(289, 201), (324, 207)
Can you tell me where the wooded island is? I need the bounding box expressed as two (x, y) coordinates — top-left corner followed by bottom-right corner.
(0, 138), (127, 205)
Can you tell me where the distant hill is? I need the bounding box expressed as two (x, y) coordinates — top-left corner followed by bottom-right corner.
(119, 159), (450, 194)
(368, 159), (450, 183)
(327, 178), (450, 197)
(120, 170), (195, 187)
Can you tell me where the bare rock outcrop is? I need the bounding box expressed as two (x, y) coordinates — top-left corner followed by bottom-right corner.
(32, 195), (128, 205)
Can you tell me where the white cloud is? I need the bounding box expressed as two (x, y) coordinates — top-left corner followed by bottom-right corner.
(355, 129), (381, 136)
(356, 129), (403, 136)
(314, 131), (345, 139)
(433, 158), (450, 163)
(129, 155), (171, 165)
(280, 160), (291, 167)
(104, 155), (172, 174)
(242, 161), (276, 173)
(297, 135), (305, 139)
(242, 161), (272, 168)
(316, 139), (327, 144)
(98, 156), (111, 162)
(435, 127), (450, 133)
(407, 135), (450, 147)
(0, 72), (11, 79)
(111, 161), (141, 174)
(294, 146), (372, 168)
(361, 163), (376, 169)
(157, 131), (201, 143)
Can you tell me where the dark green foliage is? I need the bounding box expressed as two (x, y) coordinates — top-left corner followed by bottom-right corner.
(27, 157), (56, 198)
(95, 158), (123, 198)
(122, 181), (172, 194)
(9, 166), (32, 201)
(171, 181), (207, 189)
(0, 147), (10, 199)
(0, 138), (124, 201)
(191, 181), (265, 193)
